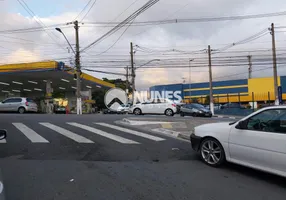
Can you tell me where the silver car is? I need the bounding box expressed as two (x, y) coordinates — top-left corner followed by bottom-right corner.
(0, 97), (38, 114)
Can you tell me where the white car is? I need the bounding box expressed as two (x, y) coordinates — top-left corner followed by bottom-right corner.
(190, 105), (286, 177)
(130, 99), (177, 116)
(117, 104), (131, 113)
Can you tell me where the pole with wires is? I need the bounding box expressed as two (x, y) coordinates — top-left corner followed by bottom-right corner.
(247, 55), (252, 79)
(270, 23), (279, 105)
(130, 42), (135, 105)
(74, 20), (82, 115)
(125, 66), (129, 98)
(208, 45), (214, 115)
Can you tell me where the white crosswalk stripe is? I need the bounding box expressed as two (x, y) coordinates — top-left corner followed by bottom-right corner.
(12, 123), (49, 143)
(39, 123), (94, 143)
(0, 139), (6, 143)
(67, 122), (139, 144)
(96, 123), (165, 142)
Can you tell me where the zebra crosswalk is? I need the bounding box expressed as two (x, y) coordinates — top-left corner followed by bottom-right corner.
(0, 122), (167, 145)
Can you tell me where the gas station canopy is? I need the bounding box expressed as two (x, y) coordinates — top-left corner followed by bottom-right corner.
(0, 61), (115, 95)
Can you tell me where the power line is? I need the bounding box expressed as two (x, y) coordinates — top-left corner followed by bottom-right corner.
(74, 0), (93, 21)
(81, 0), (160, 53)
(80, 0), (97, 22)
(16, 0), (66, 51)
(84, 10), (286, 26)
(93, 18), (137, 56)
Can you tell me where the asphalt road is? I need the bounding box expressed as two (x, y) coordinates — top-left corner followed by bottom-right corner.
(0, 114), (285, 200)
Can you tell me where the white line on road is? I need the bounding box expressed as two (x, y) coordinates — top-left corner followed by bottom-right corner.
(0, 139), (6, 143)
(12, 123), (49, 143)
(67, 122), (139, 144)
(96, 123), (165, 142)
(39, 123), (94, 143)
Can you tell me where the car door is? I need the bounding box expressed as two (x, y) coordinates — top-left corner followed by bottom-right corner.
(0, 99), (10, 111)
(148, 99), (159, 114)
(229, 108), (286, 174)
(0, 99), (15, 111)
(181, 104), (192, 115)
(140, 101), (151, 114)
(11, 98), (23, 111)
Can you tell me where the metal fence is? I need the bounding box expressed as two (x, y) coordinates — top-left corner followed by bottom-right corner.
(184, 92), (279, 116)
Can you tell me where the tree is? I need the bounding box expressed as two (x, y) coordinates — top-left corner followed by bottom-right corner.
(92, 78), (133, 110)
(191, 98), (199, 103)
(92, 89), (108, 110)
(102, 78), (132, 93)
(204, 95), (210, 105)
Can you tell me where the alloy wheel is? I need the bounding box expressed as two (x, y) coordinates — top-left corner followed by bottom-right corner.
(201, 140), (222, 165)
(165, 109), (173, 116)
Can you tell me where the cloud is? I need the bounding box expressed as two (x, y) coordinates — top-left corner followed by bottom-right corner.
(1, 0), (286, 90)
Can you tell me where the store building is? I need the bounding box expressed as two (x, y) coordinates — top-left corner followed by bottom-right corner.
(150, 76), (286, 104)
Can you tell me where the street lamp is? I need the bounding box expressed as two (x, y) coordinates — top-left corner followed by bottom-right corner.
(136, 59), (161, 70)
(56, 23), (82, 115)
(55, 28), (76, 55)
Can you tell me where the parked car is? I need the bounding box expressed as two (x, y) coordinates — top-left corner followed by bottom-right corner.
(54, 106), (66, 114)
(190, 105), (286, 177)
(130, 98), (177, 116)
(205, 104), (222, 110)
(102, 109), (118, 114)
(221, 103), (244, 109)
(117, 104), (131, 114)
(180, 103), (212, 117)
(0, 97), (38, 114)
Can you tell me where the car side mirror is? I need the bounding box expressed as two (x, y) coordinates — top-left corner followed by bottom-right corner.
(0, 130), (7, 140)
(235, 120), (248, 130)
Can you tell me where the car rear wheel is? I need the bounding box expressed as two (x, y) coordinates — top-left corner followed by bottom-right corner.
(18, 107), (26, 114)
(180, 112), (185, 117)
(133, 108), (142, 115)
(200, 138), (225, 167)
(165, 109), (174, 116)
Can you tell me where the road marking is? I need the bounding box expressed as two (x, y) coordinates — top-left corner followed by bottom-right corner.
(12, 123), (49, 143)
(67, 123), (139, 144)
(0, 139), (6, 143)
(39, 123), (94, 143)
(96, 123), (165, 142)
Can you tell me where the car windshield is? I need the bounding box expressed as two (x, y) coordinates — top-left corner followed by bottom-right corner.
(192, 103), (205, 109)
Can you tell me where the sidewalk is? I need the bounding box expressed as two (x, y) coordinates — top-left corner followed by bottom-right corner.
(213, 114), (243, 120)
(117, 117), (228, 142)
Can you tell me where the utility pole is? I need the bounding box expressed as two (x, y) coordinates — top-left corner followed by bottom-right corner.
(125, 66), (129, 97)
(271, 23), (279, 105)
(74, 20), (82, 114)
(247, 55), (252, 79)
(208, 45), (214, 115)
(130, 42), (135, 104)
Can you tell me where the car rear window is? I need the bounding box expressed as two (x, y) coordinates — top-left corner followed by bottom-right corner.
(27, 98), (35, 103)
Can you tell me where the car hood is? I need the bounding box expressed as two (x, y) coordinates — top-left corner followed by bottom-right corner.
(195, 122), (232, 133)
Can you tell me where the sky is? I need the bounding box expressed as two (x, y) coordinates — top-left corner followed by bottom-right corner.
(1, 0), (286, 90)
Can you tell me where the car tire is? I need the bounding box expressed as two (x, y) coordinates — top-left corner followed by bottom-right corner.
(192, 113), (197, 117)
(199, 138), (225, 167)
(180, 112), (185, 117)
(133, 108), (142, 115)
(18, 107), (26, 114)
(165, 109), (174, 116)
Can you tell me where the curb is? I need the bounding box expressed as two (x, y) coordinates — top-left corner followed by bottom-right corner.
(213, 115), (241, 120)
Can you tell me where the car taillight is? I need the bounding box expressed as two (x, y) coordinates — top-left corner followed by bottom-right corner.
(25, 102), (29, 106)
(172, 104), (176, 107)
